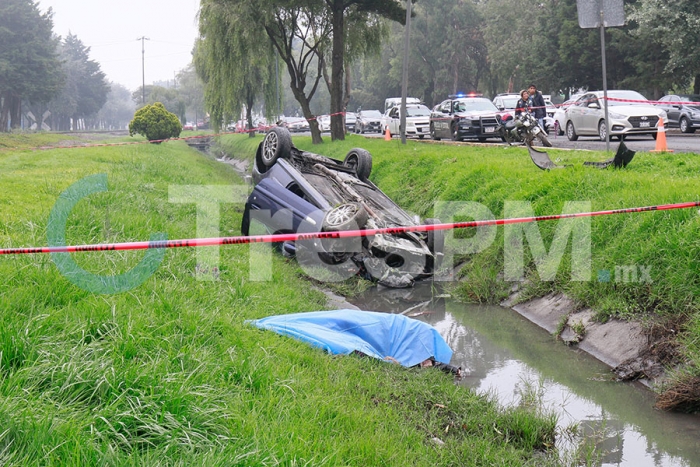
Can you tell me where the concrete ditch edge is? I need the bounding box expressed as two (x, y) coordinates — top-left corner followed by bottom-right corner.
(502, 291), (665, 389)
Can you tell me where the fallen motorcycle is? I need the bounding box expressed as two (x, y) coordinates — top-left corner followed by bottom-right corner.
(497, 111), (552, 148)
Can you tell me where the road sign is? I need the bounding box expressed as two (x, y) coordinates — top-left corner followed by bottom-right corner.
(576, 0), (625, 28)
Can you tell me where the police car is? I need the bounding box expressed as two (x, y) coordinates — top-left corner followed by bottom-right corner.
(430, 94), (501, 141)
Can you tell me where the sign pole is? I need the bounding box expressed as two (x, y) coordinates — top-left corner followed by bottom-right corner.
(599, 4), (610, 153)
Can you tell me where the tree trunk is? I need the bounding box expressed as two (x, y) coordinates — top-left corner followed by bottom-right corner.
(329, 1), (345, 141)
(9, 96), (22, 130)
(343, 58), (351, 115)
(246, 94), (256, 138)
(694, 74), (700, 95)
(290, 87), (322, 144)
(0, 94), (9, 132)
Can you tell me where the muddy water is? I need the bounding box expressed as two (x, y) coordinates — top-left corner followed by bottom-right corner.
(348, 283), (700, 467)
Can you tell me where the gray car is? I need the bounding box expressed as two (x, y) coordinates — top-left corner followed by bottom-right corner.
(655, 94), (700, 133)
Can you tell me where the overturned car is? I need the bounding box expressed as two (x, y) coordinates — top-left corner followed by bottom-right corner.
(241, 127), (443, 287)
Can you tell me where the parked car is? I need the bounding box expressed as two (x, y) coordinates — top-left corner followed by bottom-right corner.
(285, 117), (310, 133)
(552, 94), (583, 135)
(355, 110), (384, 134)
(384, 97), (421, 114)
(317, 115), (331, 132)
(382, 104), (431, 139)
(492, 93), (521, 118)
(430, 97), (501, 141)
(344, 112), (357, 133)
(242, 127), (444, 287)
(655, 94), (700, 133)
(543, 95), (557, 118)
(564, 90), (667, 141)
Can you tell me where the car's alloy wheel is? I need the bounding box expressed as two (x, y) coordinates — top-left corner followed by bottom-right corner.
(261, 127), (292, 166)
(566, 121), (578, 141)
(598, 120), (607, 141)
(680, 117), (692, 133)
(322, 203), (368, 232)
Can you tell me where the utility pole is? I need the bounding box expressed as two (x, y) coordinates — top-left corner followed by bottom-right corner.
(136, 36), (150, 104)
(400, 0), (412, 145)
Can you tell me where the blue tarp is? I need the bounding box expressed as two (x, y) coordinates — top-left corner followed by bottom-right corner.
(248, 309), (453, 367)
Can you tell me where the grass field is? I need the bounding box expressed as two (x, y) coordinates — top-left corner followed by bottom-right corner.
(0, 132), (558, 465)
(219, 132), (700, 411)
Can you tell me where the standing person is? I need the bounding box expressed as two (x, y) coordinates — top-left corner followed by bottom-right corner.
(514, 90), (531, 116)
(528, 84), (547, 132)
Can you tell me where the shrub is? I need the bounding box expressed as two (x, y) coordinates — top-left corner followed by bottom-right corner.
(128, 102), (182, 142)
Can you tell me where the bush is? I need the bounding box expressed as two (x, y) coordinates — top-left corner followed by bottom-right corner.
(128, 102), (182, 142)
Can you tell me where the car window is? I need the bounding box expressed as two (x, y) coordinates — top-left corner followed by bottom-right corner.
(455, 98), (499, 112)
(363, 110), (382, 118)
(603, 90), (648, 106)
(501, 96), (520, 109)
(406, 106), (431, 117)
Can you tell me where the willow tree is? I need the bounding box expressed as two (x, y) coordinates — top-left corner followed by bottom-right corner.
(195, 0), (277, 135)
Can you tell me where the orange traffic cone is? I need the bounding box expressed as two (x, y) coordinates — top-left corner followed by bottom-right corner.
(651, 117), (673, 153)
(384, 126), (392, 141)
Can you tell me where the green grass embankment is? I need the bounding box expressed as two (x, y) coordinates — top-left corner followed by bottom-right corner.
(220, 132), (700, 409)
(0, 133), (556, 465)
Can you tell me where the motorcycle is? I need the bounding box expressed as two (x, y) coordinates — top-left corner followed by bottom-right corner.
(497, 111), (552, 148)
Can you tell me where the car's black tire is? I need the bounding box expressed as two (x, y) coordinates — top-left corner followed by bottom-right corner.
(423, 218), (444, 273)
(651, 132), (658, 140)
(418, 135), (425, 139)
(557, 124), (565, 136)
(566, 121), (578, 141)
(537, 131), (553, 147)
(430, 123), (440, 141)
(451, 123), (461, 141)
(343, 148), (372, 182)
(680, 117), (694, 133)
(322, 203), (368, 232)
(598, 120), (607, 141)
(261, 127), (292, 167)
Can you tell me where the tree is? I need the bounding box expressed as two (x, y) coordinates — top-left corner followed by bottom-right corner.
(628, 0), (700, 94)
(96, 83), (136, 130)
(195, 0), (278, 137)
(47, 33), (109, 131)
(176, 65), (206, 126)
(128, 102), (182, 142)
(323, 0), (407, 140)
(0, 0), (63, 131)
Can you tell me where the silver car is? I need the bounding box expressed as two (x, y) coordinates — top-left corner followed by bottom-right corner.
(565, 90), (667, 141)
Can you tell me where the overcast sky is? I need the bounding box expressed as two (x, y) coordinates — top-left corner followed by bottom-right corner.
(38, 0), (200, 91)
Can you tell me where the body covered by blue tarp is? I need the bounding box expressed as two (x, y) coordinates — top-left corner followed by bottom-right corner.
(249, 309), (453, 367)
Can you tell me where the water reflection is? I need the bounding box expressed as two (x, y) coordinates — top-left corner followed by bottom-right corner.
(349, 283), (700, 467)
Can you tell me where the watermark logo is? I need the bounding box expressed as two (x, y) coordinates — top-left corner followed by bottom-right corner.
(47, 176), (597, 293)
(47, 174), (166, 294)
(598, 265), (652, 283)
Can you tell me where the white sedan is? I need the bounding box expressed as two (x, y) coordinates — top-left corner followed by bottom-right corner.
(382, 104), (431, 139)
(564, 90), (667, 141)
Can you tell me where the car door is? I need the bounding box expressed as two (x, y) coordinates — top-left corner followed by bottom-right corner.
(435, 101), (451, 136)
(565, 95), (587, 131)
(659, 95), (680, 126)
(580, 94), (603, 134)
(388, 107), (400, 134)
